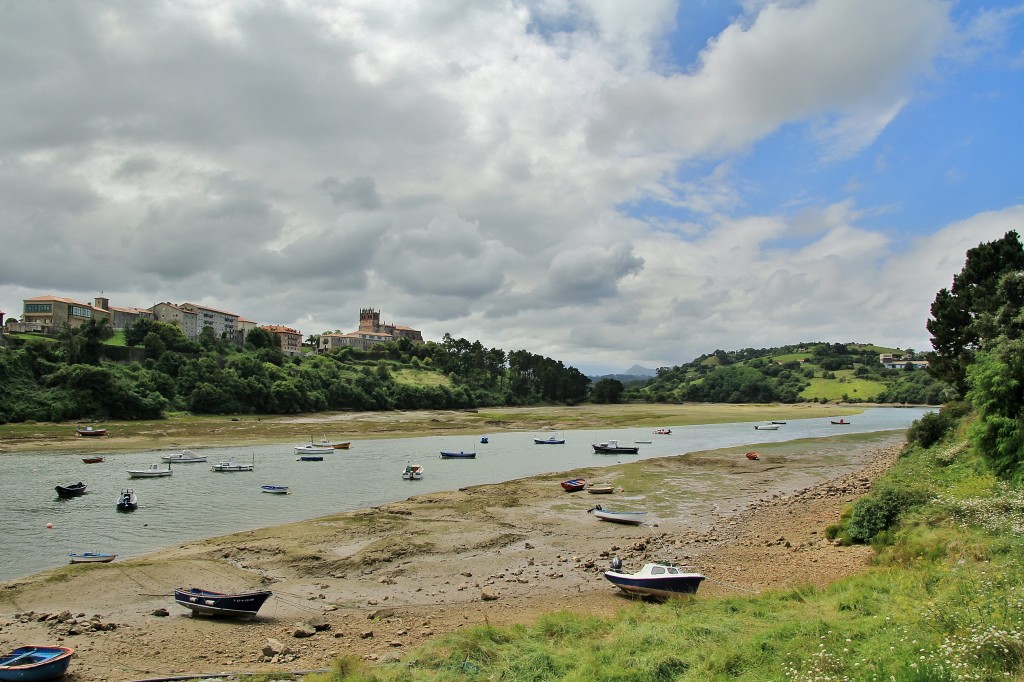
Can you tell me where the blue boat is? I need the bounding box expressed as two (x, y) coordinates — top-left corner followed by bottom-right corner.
(0, 645), (74, 681)
(480, 436), (488, 444)
(68, 552), (115, 564)
(260, 485), (289, 494)
(603, 563), (705, 600)
(174, 587), (273, 619)
(440, 450), (476, 459)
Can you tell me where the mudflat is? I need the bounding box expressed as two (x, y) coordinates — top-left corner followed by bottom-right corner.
(0, 406), (897, 680)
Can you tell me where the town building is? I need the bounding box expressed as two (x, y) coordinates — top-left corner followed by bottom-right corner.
(20, 295), (111, 334)
(92, 297), (154, 331)
(261, 324), (303, 356)
(151, 302), (198, 340)
(318, 308), (423, 352)
(181, 302), (239, 341)
(879, 353), (929, 370)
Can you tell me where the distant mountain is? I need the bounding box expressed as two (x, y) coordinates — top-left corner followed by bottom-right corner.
(623, 364), (657, 377)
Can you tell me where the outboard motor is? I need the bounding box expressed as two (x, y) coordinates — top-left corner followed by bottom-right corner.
(610, 556), (622, 571)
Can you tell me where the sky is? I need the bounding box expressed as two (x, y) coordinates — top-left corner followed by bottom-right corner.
(1, 0), (1022, 376)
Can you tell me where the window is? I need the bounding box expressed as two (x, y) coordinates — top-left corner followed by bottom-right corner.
(25, 303), (52, 313)
(651, 566), (665, 575)
(70, 306), (93, 319)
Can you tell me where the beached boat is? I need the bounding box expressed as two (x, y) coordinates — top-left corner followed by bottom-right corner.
(592, 440), (639, 454)
(745, 451), (760, 460)
(0, 645), (75, 681)
(440, 450), (476, 459)
(55, 482), (86, 498)
(75, 426), (107, 437)
(294, 443), (334, 456)
(126, 463), (172, 478)
(604, 563), (705, 599)
(586, 483), (614, 494)
(116, 488), (138, 511)
(68, 552), (115, 564)
(260, 485), (289, 495)
(754, 424), (780, 431)
(653, 428), (672, 435)
(210, 458), (254, 472)
(160, 450), (207, 463)
(533, 434), (565, 444)
(173, 587), (273, 620)
(561, 477), (586, 492)
(589, 505), (647, 525)
(402, 463), (424, 480)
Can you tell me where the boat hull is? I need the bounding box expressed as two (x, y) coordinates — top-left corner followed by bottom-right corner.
(68, 553), (115, 564)
(754, 424), (780, 430)
(592, 509), (647, 525)
(587, 484), (614, 494)
(561, 478), (586, 492)
(81, 457), (104, 464)
(297, 455), (323, 461)
(75, 428), (106, 437)
(440, 451), (476, 459)
(55, 483), (86, 498)
(260, 486), (289, 494)
(174, 587), (272, 620)
(534, 438), (565, 445)
(116, 489), (137, 511)
(0, 645), (74, 681)
(604, 571), (705, 599)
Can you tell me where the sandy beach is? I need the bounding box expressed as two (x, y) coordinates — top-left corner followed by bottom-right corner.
(0, 427), (902, 681)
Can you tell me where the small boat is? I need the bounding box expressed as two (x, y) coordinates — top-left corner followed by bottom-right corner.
(75, 426), (107, 437)
(68, 552), (115, 564)
(211, 458), (255, 472)
(586, 483), (614, 494)
(297, 455), (323, 462)
(440, 450), (476, 459)
(634, 439), (653, 444)
(771, 421), (787, 425)
(311, 437), (350, 449)
(116, 488), (138, 511)
(126, 463), (172, 478)
(745, 451), (760, 460)
(653, 428), (672, 435)
(754, 424), (780, 431)
(480, 436), (489, 444)
(402, 463), (424, 480)
(55, 482), (87, 498)
(533, 434), (565, 444)
(831, 419), (851, 425)
(0, 645), (75, 681)
(161, 450), (207, 463)
(604, 562), (705, 599)
(295, 443), (334, 456)
(174, 587), (273, 620)
(589, 505), (647, 525)
(81, 456), (105, 464)
(561, 477), (586, 492)
(592, 440), (639, 454)
(260, 485), (289, 495)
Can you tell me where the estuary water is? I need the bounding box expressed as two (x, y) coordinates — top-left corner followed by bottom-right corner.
(1, 407), (931, 581)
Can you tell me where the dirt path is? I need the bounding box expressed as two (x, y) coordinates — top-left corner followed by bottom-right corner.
(0, 434), (899, 681)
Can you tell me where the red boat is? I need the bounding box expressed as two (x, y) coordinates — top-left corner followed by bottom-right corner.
(82, 456), (105, 464)
(561, 477), (587, 492)
(76, 427), (108, 437)
(745, 452), (760, 460)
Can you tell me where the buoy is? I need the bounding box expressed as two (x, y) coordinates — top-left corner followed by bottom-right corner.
(45, 522), (53, 529)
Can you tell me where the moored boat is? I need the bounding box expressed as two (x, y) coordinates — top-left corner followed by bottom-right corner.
(68, 552), (115, 564)
(174, 587), (273, 619)
(297, 455), (323, 461)
(402, 463), (424, 480)
(604, 562), (705, 599)
(211, 458), (255, 472)
(161, 450), (207, 463)
(81, 456), (105, 464)
(0, 645), (75, 681)
(589, 505), (647, 525)
(75, 426), (107, 437)
(295, 443), (334, 456)
(440, 450), (476, 459)
(116, 488), (138, 511)
(831, 419), (851, 425)
(55, 482), (87, 498)
(126, 463), (172, 478)
(560, 477), (586, 492)
(534, 434), (565, 444)
(653, 428), (672, 435)
(754, 423), (780, 430)
(592, 440), (639, 454)
(260, 485), (289, 495)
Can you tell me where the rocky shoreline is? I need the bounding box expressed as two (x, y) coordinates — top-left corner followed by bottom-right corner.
(0, 434), (901, 680)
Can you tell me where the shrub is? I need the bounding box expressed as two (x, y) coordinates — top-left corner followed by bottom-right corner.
(845, 485), (929, 544)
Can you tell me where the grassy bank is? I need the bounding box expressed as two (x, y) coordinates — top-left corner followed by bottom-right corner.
(0, 403), (857, 452)
(301, 414), (1024, 681)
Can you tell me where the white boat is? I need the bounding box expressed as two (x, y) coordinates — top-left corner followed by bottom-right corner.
(211, 458), (255, 472)
(533, 434), (565, 444)
(653, 428), (672, 435)
(294, 443), (334, 456)
(127, 463), (172, 478)
(161, 449), (208, 463)
(116, 488), (138, 511)
(68, 552), (116, 564)
(753, 424), (780, 431)
(604, 562), (706, 599)
(402, 463), (424, 480)
(588, 505), (647, 525)
(260, 485), (289, 494)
